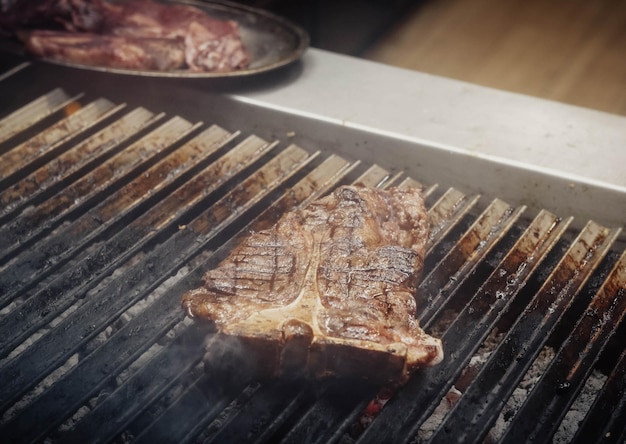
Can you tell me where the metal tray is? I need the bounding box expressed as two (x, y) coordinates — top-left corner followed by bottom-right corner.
(8, 0), (310, 78)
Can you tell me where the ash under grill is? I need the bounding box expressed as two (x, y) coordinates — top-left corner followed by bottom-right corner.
(1, 74), (625, 444)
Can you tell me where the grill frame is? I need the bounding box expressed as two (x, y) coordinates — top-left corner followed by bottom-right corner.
(0, 56), (625, 444)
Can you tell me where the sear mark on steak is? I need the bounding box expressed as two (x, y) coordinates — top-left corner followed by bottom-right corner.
(1, 0), (249, 72)
(182, 185), (443, 385)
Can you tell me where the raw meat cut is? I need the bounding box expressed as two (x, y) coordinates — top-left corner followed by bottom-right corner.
(23, 30), (186, 70)
(182, 185), (443, 384)
(1, 0), (249, 72)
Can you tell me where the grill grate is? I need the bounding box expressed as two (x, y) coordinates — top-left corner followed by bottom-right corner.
(0, 70), (625, 444)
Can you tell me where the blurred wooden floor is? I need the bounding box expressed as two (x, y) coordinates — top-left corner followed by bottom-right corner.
(365, 0), (626, 116)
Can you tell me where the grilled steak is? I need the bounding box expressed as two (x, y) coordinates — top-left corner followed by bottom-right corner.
(182, 185), (443, 384)
(2, 0), (249, 72)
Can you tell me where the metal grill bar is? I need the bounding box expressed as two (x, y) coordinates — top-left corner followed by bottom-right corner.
(205, 385), (296, 444)
(0, 107), (159, 221)
(0, 89), (79, 144)
(0, 98), (121, 180)
(353, 164), (392, 189)
(428, 221), (619, 444)
(0, 116), (195, 264)
(426, 188), (480, 254)
(203, 380), (310, 444)
(572, 345), (626, 444)
(15, 138), (301, 370)
(0, 126), (249, 359)
(277, 384), (373, 444)
(133, 376), (260, 444)
(0, 125), (233, 294)
(277, 382), (371, 444)
(358, 209), (570, 444)
(500, 250), (626, 444)
(64, 324), (208, 444)
(0, 62), (29, 84)
(418, 199), (524, 328)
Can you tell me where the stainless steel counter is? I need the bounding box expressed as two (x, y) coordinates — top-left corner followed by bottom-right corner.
(230, 48), (626, 229)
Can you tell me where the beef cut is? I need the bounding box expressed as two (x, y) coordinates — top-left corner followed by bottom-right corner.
(23, 30), (187, 71)
(182, 185), (443, 384)
(1, 0), (250, 72)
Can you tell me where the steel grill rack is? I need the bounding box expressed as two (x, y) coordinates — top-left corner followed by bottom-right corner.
(1, 64), (625, 444)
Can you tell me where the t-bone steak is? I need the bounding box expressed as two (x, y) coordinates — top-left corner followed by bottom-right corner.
(1, 0), (250, 72)
(182, 185), (443, 384)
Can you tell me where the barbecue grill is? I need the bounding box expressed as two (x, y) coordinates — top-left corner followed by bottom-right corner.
(1, 49), (625, 444)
